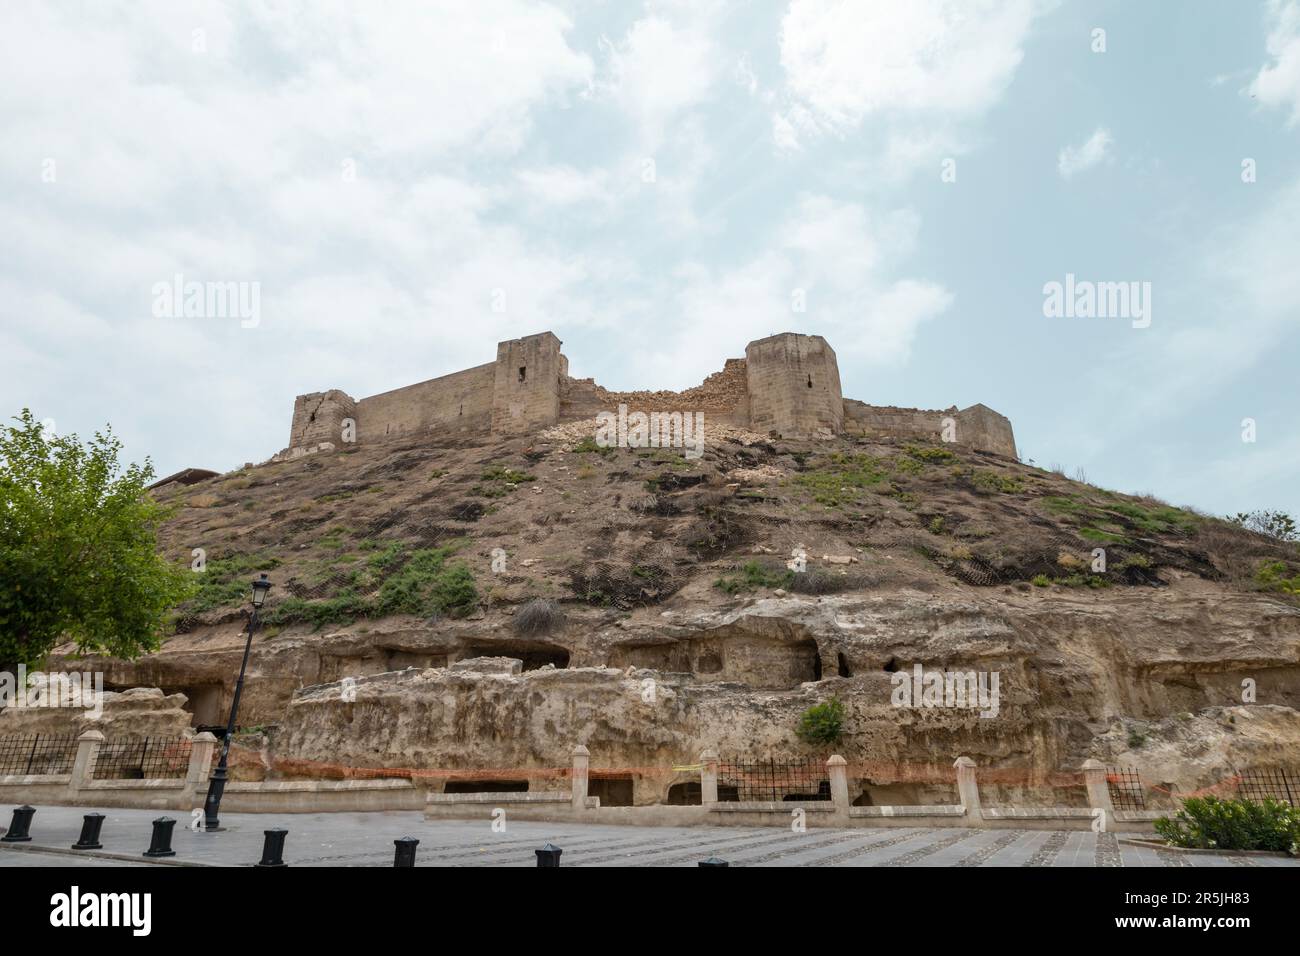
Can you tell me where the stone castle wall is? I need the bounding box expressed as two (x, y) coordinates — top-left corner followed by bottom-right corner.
(280, 331), (1017, 458)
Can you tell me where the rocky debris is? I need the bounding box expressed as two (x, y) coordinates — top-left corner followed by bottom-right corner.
(449, 656), (523, 676)
(0, 686), (193, 738)
(728, 463), (785, 483)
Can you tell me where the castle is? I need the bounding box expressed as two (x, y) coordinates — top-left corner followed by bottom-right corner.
(282, 331), (1016, 459)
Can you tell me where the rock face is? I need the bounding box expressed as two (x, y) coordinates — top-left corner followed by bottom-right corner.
(245, 586), (1300, 805)
(0, 686), (193, 739)
(38, 418), (1300, 806)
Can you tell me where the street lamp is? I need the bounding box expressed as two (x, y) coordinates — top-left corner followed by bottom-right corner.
(203, 573), (271, 832)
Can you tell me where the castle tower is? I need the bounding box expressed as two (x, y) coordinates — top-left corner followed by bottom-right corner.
(288, 388), (357, 449)
(491, 331), (567, 435)
(744, 333), (844, 438)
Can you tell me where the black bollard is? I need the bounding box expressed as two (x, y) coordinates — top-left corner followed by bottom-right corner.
(698, 856), (729, 867)
(143, 816), (177, 858)
(1, 805), (35, 843)
(535, 842), (562, 867)
(256, 828), (288, 867)
(72, 813), (106, 850)
(393, 836), (419, 867)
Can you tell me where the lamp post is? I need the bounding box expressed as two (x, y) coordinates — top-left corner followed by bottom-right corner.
(203, 572), (272, 832)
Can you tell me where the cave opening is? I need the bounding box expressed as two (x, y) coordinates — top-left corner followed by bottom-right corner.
(666, 782), (702, 805)
(837, 653), (852, 678)
(589, 774), (634, 807)
(464, 643), (570, 671)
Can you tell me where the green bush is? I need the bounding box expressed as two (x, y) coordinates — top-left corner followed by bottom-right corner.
(1255, 560), (1300, 595)
(572, 437), (615, 458)
(905, 444), (956, 464)
(794, 453), (888, 507)
(714, 560), (793, 594)
(970, 470), (1023, 494)
(374, 546), (477, 618)
(1154, 796), (1300, 853)
(797, 698), (845, 745)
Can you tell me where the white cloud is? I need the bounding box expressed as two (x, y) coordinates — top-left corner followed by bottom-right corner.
(775, 0), (1043, 153)
(658, 195), (951, 384)
(1250, 0), (1300, 124)
(0, 1), (599, 472)
(1057, 127), (1113, 180)
(594, 14), (719, 149)
(515, 166), (611, 206)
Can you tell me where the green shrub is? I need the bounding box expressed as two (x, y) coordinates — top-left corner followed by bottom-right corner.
(1079, 526), (1128, 544)
(1106, 501), (1199, 535)
(797, 698), (845, 745)
(794, 453), (888, 506)
(971, 470), (1022, 494)
(1255, 560), (1300, 595)
(375, 546), (477, 618)
(185, 554), (283, 614)
(572, 437), (615, 458)
(905, 444), (956, 464)
(1154, 796), (1300, 853)
(261, 590), (370, 629)
(714, 560), (793, 594)
(480, 466), (536, 484)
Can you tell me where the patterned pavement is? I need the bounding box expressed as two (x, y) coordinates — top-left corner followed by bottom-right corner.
(1, 805), (1297, 867)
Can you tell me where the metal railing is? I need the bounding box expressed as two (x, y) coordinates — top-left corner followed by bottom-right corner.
(1235, 767), (1296, 807)
(91, 736), (194, 780)
(717, 757), (831, 802)
(0, 734), (79, 775)
(1106, 767), (1146, 812)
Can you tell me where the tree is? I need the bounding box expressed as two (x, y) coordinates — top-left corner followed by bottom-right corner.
(0, 409), (193, 668)
(1229, 510), (1298, 542)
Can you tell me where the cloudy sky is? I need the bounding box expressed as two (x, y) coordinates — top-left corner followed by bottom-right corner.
(2, 0), (1298, 518)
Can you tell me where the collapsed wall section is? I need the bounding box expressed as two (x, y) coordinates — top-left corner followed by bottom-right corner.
(559, 358), (750, 426)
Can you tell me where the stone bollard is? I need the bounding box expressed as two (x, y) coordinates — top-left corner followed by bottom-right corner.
(72, 813), (105, 850)
(571, 745), (590, 810)
(827, 755), (850, 812)
(186, 733), (218, 797)
(143, 817), (177, 858)
(953, 756), (982, 820)
(256, 828), (288, 867)
(535, 843), (562, 867)
(393, 837), (419, 867)
(1082, 759), (1115, 831)
(2, 805), (35, 843)
(700, 749), (719, 804)
(68, 730), (104, 799)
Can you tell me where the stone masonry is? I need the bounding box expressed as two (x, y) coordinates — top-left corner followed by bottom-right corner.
(281, 331), (1016, 458)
